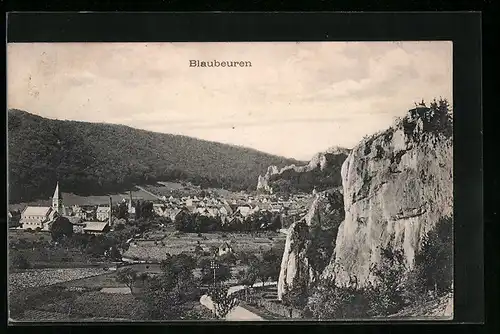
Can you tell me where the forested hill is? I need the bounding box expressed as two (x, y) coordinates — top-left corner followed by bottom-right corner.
(8, 109), (303, 203)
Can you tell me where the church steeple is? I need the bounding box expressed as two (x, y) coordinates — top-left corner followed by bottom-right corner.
(52, 182), (63, 213)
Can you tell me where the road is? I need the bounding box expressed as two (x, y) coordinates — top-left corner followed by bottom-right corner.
(199, 281), (277, 321)
(227, 281), (277, 295)
(135, 186), (164, 201)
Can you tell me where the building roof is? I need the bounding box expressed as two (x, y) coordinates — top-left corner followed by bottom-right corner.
(53, 182), (62, 200)
(22, 206), (52, 217)
(66, 216), (84, 225)
(84, 222), (109, 232)
(96, 206), (111, 212)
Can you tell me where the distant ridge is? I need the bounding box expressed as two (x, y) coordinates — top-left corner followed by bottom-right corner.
(8, 109), (303, 203)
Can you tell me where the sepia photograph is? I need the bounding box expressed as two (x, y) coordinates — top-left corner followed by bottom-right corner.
(7, 41), (453, 322)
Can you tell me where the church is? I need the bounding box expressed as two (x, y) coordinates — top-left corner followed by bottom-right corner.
(20, 182), (66, 231)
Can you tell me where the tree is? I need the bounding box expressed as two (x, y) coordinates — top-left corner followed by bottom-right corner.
(115, 267), (138, 292)
(281, 274), (309, 312)
(116, 202), (129, 220)
(175, 211), (195, 232)
(253, 249), (282, 285)
(207, 285), (239, 319)
(237, 266), (258, 288)
(369, 246), (407, 316)
(404, 215), (453, 301)
(106, 245), (122, 261)
(305, 280), (372, 320)
(160, 253), (196, 278)
(140, 254), (201, 320)
(429, 98), (453, 137)
(50, 216), (73, 241)
(201, 260), (232, 285)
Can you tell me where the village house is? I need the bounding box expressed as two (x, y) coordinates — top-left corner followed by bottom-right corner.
(96, 205), (111, 221)
(153, 203), (167, 216)
(83, 221), (110, 235)
(68, 216), (86, 233)
(20, 206), (58, 231)
(72, 205), (97, 221)
(235, 205), (252, 218)
(20, 182), (63, 231)
(218, 241), (234, 256)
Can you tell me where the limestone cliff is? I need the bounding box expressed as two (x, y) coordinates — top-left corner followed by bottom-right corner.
(277, 187), (345, 300)
(257, 147), (350, 194)
(321, 107), (453, 287)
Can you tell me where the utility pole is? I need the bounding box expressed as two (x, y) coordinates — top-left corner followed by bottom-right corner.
(210, 259), (219, 287)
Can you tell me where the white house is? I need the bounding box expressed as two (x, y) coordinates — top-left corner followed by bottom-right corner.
(236, 206), (252, 217)
(218, 242), (234, 256)
(20, 182), (62, 231)
(96, 206), (111, 221)
(20, 206), (58, 231)
(83, 222), (110, 235)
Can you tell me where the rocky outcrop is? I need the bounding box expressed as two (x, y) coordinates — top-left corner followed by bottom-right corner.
(277, 188), (345, 300)
(321, 108), (453, 287)
(257, 147), (350, 194)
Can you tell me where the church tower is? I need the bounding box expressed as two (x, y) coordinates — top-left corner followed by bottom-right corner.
(52, 182), (63, 214)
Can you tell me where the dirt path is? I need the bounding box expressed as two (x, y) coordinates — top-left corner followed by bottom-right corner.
(135, 186), (163, 201)
(199, 281), (277, 321)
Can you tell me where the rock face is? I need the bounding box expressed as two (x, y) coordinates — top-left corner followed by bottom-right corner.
(321, 108), (453, 287)
(257, 147), (350, 194)
(277, 188), (345, 300)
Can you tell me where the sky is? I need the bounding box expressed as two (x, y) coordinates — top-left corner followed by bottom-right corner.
(7, 42), (452, 161)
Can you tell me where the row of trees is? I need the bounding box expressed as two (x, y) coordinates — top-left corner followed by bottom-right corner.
(302, 216), (453, 319)
(174, 210), (282, 233)
(112, 200), (154, 221)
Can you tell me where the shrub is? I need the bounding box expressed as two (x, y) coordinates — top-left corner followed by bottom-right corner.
(11, 253), (31, 269)
(368, 246), (407, 316)
(305, 281), (374, 319)
(403, 216), (453, 302)
(207, 285), (239, 319)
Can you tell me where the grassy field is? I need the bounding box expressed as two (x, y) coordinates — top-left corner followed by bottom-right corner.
(8, 267), (111, 292)
(9, 229), (52, 242)
(124, 231), (286, 261)
(56, 271), (125, 289)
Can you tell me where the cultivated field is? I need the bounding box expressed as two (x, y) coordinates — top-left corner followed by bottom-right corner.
(123, 231), (286, 261)
(8, 268), (111, 292)
(57, 271), (124, 289)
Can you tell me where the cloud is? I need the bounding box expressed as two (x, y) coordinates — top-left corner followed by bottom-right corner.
(7, 42), (452, 160)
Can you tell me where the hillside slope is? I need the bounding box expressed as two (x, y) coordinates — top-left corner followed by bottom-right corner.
(8, 109), (302, 203)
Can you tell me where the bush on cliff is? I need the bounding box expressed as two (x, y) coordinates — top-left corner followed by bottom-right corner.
(402, 215), (453, 303)
(304, 280), (374, 319)
(305, 246), (408, 319)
